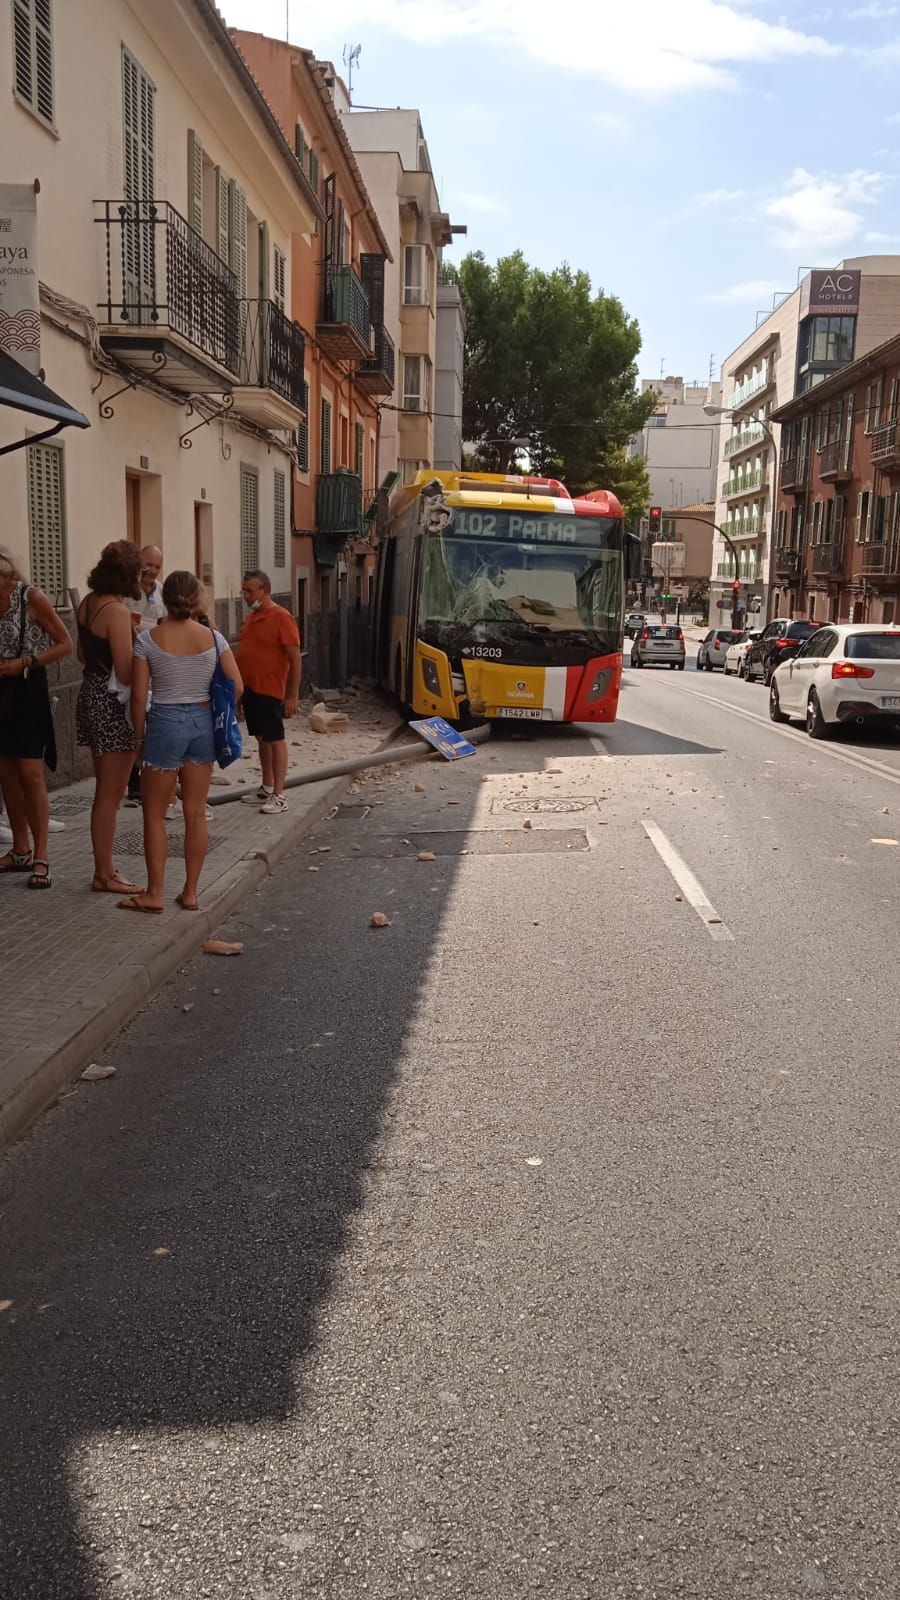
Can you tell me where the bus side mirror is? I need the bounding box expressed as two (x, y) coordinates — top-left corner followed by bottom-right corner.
(625, 532), (642, 581)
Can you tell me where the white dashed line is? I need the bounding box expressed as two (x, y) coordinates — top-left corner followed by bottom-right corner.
(681, 685), (900, 789)
(642, 821), (734, 942)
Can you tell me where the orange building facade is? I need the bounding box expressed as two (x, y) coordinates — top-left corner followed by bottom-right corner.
(233, 32), (395, 684)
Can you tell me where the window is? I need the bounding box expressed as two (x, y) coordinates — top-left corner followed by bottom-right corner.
(240, 465), (259, 572)
(320, 398), (332, 474)
(874, 494), (888, 544)
(273, 468), (286, 568)
(228, 179), (248, 297)
(187, 129), (203, 234)
(355, 421), (364, 480)
(122, 49), (155, 204)
(824, 498), (835, 544)
(865, 378), (883, 433)
(273, 245), (286, 312)
(27, 441), (65, 596)
(308, 147), (319, 196)
(815, 410), (828, 451)
(294, 124), (306, 165)
(834, 494), (845, 544)
(857, 489), (871, 543)
(799, 315), (856, 369)
(887, 377), (899, 424)
(297, 380), (310, 472)
(400, 459), (425, 485)
(13, 0), (53, 124)
(402, 354), (428, 412)
(403, 245), (426, 305)
(811, 500), (824, 543)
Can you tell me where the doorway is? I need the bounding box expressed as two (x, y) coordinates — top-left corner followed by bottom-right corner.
(194, 502), (214, 594)
(126, 473), (142, 544)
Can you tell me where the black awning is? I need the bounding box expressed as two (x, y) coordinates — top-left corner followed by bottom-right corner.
(0, 350), (90, 455)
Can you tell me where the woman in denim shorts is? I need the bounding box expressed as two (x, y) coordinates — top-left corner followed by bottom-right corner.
(119, 571), (242, 914)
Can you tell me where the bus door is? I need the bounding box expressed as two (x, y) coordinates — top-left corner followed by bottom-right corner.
(372, 533), (396, 687)
(402, 533), (425, 704)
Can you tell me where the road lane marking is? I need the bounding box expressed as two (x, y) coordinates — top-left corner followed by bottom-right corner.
(642, 821), (735, 942)
(682, 685), (900, 790)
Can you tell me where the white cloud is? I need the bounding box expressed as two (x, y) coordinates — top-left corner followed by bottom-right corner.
(226, 0), (840, 96)
(459, 192), (510, 215)
(697, 186), (746, 206)
(865, 229), (900, 242)
(762, 167), (891, 252)
(849, 1), (898, 15)
(708, 278), (782, 304)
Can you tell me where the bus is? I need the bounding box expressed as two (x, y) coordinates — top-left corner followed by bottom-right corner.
(372, 470), (639, 726)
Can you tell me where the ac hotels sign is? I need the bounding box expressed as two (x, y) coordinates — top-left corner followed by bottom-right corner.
(808, 269), (861, 315)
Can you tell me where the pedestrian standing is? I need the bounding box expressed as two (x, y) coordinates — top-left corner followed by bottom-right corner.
(236, 570), (301, 814)
(119, 570), (241, 914)
(76, 540), (144, 895)
(125, 545), (166, 807)
(0, 546), (73, 888)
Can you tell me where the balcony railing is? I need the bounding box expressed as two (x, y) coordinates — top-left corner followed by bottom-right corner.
(774, 546), (801, 581)
(871, 418), (900, 467)
(356, 323), (396, 396)
(723, 469), (767, 500)
(820, 436), (853, 479)
(317, 264), (371, 359)
(722, 517), (764, 540)
(237, 299), (305, 410)
(317, 469), (363, 537)
(727, 361), (772, 410)
(97, 200), (241, 380)
(724, 423), (768, 458)
(811, 540), (843, 576)
(717, 561), (761, 582)
(780, 453), (808, 493)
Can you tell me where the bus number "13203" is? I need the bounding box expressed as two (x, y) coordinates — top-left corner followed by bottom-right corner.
(466, 646), (503, 659)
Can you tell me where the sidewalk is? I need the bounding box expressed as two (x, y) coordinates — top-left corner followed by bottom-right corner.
(1, 691), (401, 1147)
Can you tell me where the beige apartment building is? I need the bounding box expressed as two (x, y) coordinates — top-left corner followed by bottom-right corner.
(710, 258), (900, 623)
(1, 0), (318, 685)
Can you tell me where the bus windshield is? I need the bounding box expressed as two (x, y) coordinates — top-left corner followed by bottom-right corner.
(418, 516), (623, 662)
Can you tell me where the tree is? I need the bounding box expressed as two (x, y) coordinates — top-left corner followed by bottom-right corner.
(454, 252), (657, 516)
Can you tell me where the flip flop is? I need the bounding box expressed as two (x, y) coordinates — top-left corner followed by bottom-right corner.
(93, 876), (142, 895)
(117, 896), (163, 915)
(175, 894), (200, 911)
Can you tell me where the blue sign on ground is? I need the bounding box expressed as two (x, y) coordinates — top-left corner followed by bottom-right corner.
(409, 717), (478, 760)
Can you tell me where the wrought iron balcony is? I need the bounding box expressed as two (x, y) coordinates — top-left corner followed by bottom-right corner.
(232, 299), (306, 427)
(316, 469), (362, 565)
(820, 436), (853, 481)
(97, 200), (240, 391)
(780, 453), (808, 493)
(317, 265), (371, 360)
(356, 323), (396, 396)
(870, 418), (900, 467)
(811, 540), (843, 576)
(774, 546), (801, 581)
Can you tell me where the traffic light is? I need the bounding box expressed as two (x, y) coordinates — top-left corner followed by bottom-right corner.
(649, 506), (662, 534)
(732, 580), (741, 593)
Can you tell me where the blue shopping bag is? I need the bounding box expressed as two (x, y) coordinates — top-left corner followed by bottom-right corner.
(210, 630), (242, 769)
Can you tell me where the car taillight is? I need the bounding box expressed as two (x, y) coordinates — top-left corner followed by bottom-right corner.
(832, 661), (876, 679)
(642, 629), (650, 640)
(677, 630), (684, 641)
(774, 637), (794, 647)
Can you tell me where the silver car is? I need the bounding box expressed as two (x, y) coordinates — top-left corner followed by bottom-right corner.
(630, 624), (686, 669)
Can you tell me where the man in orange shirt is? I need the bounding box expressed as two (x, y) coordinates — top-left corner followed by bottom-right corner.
(236, 570), (302, 814)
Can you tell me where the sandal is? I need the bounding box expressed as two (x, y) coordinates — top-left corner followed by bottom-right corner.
(27, 859), (52, 890)
(117, 895), (163, 915)
(92, 873), (142, 895)
(0, 850), (33, 873)
(175, 893), (200, 911)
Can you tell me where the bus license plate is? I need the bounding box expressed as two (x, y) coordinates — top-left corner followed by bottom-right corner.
(496, 707), (545, 720)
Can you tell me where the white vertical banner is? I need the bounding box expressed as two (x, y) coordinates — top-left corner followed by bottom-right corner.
(0, 184), (40, 375)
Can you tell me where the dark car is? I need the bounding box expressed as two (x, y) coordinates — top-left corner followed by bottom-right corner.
(745, 618), (820, 685)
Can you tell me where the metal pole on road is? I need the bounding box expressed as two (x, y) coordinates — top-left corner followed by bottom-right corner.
(207, 721), (491, 805)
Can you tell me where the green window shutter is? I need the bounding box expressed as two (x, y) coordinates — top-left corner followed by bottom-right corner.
(297, 381), (310, 472)
(27, 441), (66, 597)
(228, 180), (247, 297)
(215, 167), (229, 262)
(273, 246), (286, 312)
(187, 129), (203, 233)
(273, 469), (287, 568)
(308, 148), (319, 196)
(355, 422), (364, 480)
(320, 398), (332, 474)
(258, 220), (271, 301)
(240, 466), (259, 573)
(295, 125), (306, 164)
(14, 0), (54, 122)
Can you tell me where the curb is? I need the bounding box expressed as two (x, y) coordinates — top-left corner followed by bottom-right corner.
(0, 720), (406, 1151)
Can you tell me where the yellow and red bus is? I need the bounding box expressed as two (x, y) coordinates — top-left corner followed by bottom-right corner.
(373, 470), (637, 725)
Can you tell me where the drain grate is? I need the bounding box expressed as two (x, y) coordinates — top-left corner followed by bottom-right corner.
(47, 794), (93, 817)
(114, 828), (226, 859)
(497, 796), (597, 815)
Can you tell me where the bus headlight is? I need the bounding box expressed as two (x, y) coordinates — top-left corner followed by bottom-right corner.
(588, 668), (612, 701)
(422, 657), (441, 695)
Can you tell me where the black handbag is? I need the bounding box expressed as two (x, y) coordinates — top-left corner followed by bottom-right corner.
(0, 587), (29, 721)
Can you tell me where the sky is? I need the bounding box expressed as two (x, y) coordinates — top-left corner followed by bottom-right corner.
(221, 0), (900, 387)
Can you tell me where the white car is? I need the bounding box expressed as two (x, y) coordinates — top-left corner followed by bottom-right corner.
(769, 623), (900, 738)
(723, 629), (762, 677)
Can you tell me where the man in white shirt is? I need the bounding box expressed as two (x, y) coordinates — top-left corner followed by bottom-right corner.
(125, 546), (166, 803)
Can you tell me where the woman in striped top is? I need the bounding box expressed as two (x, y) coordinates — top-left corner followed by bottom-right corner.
(119, 570), (242, 915)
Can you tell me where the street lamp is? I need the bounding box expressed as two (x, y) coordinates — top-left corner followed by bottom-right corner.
(703, 403), (777, 622)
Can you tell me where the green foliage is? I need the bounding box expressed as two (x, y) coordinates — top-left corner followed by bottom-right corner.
(456, 251), (657, 513)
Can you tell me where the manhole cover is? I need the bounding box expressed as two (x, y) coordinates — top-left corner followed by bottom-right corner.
(113, 828), (226, 859)
(47, 794), (93, 817)
(499, 796), (596, 815)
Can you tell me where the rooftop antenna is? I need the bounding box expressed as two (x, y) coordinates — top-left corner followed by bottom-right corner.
(285, 1), (289, 40)
(343, 44), (362, 103)
(708, 351), (715, 385)
(659, 356), (666, 380)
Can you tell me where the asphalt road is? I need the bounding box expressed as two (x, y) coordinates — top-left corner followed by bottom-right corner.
(2, 665), (900, 1599)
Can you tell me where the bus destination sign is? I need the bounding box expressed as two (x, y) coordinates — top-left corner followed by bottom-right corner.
(447, 509), (579, 543)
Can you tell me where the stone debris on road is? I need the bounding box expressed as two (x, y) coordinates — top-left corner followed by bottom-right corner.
(80, 1063), (116, 1082)
(202, 940), (244, 956)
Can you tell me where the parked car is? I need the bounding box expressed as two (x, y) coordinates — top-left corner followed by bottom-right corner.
(630, 624), (686, 669)
(745, 618), (820, 685)
(770, 624), (900, 737)
(697, 627), (743, 672)
(723, 628), (762, 677)
(625, 611), (646, 639)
